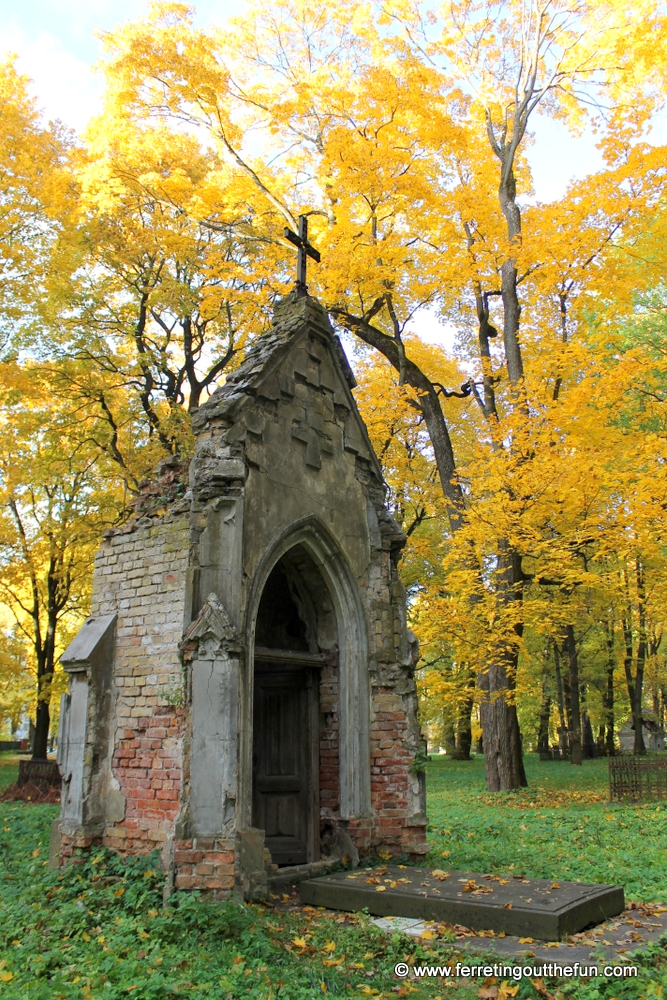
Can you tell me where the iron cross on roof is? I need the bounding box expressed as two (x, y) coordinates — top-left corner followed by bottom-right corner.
(284, 215), (321, 295)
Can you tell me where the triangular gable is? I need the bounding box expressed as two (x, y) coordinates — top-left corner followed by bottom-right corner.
(221, 294), (384, 478)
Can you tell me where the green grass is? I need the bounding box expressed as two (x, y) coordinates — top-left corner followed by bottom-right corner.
(0, 801), (465, 1000)
(1, 756), (667, 999)
(0, 752), (20, 790)
(424, 755), (667, 901)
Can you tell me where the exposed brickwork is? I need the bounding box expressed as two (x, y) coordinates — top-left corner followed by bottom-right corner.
(173, 838), (235, 898)
(104, 707), (185, 854)
(370, 688), (427, 856)
(59, 833), (102, 862)
(319, 660), (339, 823)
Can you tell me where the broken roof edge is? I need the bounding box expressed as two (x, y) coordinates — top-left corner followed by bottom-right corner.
(191, 292), (357, 427)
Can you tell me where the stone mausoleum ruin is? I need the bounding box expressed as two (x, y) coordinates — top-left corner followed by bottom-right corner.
(56, 293), (427, 897)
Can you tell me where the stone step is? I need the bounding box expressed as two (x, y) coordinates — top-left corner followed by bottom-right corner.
(299, 865), (624, 941)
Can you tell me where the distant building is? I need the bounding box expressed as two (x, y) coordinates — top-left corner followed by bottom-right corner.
(619, 717), (666, 753)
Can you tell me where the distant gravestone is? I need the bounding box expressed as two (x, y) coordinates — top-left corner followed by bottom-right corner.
(619, 717), (666, 753)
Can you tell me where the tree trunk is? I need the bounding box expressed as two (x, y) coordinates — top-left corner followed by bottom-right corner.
(454, 677), (475, 760)
(479, 666), (526, 788)
(553, 642), (568, 751)
(537, 687), (551, 755)
(480, 544), (527, 789)
(604, 617), (616, 756)
(442, 720), (456, 757)
(564, 625), (582, 766)
(32, 693), (51, 761)
(634, 558), (647, 754)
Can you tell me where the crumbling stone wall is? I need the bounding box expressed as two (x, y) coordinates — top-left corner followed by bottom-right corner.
(60, 511), (190, 861)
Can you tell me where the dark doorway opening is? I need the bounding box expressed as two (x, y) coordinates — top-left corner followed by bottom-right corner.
(252, 555), (332, 866)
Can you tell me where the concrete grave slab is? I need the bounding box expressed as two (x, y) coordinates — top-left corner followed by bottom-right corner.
(299, 865), (624, 941)
(372, 903), (667, 967)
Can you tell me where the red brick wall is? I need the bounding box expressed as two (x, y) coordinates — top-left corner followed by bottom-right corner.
(319, 661), (339, 826)
(367, 685), (427, 859)
(173, 838), (235, 898)
(103, 707), (184, 854)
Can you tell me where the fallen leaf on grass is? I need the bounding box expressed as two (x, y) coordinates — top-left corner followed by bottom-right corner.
(292, 937), (307, 949)
(0, 971), (13, 983)
(498, 985), (520, 998)
(478, 988), (498, 999)
(323, 957), (344, 967)
(322, 941), (336, 952)
(530, 978), (557, 999)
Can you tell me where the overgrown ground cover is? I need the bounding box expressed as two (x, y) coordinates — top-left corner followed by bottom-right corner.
(1, 754), (667, 999)
(0, 753), (19, 790)
(426, 755), (667, 900)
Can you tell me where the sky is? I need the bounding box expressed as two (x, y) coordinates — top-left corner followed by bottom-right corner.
(2, 0), (614, 203)
(2, 0), (664, 349)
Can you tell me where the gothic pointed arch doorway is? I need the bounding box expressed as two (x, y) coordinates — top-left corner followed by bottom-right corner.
(245, 519), (371, 870)
(252, 548), (336, 866)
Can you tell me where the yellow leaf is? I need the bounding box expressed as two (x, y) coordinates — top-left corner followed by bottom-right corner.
(0, 971), (13, 982)
(323, 957), (345, 967)
(139, 931), (150, 939)
(31, 849), (40, 858)
(98, 935), (105, 945)
(114, 887), (125, 897)
(431, 869), (449, 880)
(321, 983), (327, 994)
(518, 938), (535, 944)
(551, 883), (560, 889)
(376, 885), (386, 892)
(292, 936), (307, 949)
(322, 941), (336, 952)
(421, 929), (437, 940)
(82, 932), (91, 942)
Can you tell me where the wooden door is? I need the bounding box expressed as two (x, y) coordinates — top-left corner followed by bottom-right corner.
(252, 663), (319, 866)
